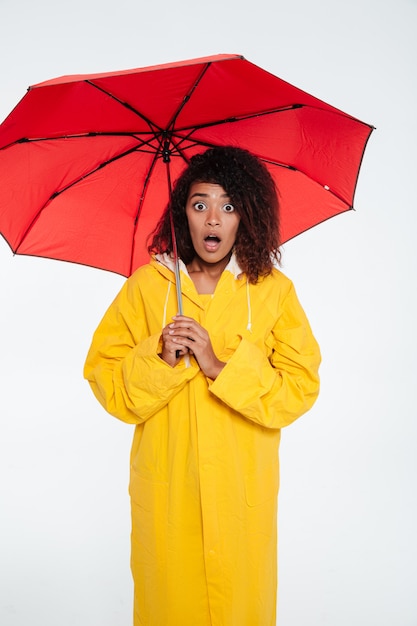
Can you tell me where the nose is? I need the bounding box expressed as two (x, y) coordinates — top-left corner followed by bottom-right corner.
(206, 208), (220, 226)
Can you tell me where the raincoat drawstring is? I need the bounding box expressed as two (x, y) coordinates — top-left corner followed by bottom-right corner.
(246, 279), (252, 332)
(162, 281), (172, 329)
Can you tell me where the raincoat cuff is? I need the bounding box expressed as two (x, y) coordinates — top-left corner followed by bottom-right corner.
(135, 333), (164, 359)
(135, 333), (197, 372)
(209, 337), (275, 398)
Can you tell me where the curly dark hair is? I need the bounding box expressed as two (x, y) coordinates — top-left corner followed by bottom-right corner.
(148, 146), (281, 283)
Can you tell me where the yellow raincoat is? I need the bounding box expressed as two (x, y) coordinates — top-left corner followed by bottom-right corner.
(84, 254), (320, 626)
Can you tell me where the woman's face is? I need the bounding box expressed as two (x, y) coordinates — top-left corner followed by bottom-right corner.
(185, 182), (241, 267)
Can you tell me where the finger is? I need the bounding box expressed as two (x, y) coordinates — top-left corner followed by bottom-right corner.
(172, 315), (194, 323)
(169, 321), (205, 341)
(168, 324), (198, 341)
(171, 316), (204, 333)
(164, 334), (188, 351)
(172, 336), (196, 350)
(162, 329), (189, 354)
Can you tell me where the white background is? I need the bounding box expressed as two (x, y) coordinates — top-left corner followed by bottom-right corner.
(1, 0), (416, 624)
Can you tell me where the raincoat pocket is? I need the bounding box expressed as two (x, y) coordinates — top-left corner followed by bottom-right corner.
(129, 469), (168, 512)
(245, 462), (279, 507)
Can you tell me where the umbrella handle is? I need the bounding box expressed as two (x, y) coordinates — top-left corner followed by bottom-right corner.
(174, 258), (184, 360)
(166, 155), (187, 363)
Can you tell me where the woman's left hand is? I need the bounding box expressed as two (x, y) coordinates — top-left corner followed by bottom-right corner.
(168, 315), (225, 379)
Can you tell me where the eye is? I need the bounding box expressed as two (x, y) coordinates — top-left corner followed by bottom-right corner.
(193, 201), (207, 211)
(222, 203), (235, 213)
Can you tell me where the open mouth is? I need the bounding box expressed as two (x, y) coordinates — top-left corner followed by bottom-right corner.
(203, 234), (221, 252)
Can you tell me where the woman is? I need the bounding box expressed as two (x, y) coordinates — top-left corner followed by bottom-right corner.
(84, 146), (321, 626)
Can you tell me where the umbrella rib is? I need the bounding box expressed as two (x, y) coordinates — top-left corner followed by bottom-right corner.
(167, 135), (192, 166)
(129, 151), (161, 275)
(13, 140), (157, 255)
(175, 104), (304, 134)
(3, 131), (161, 147)
(281, 208), (354, 246)
(260, 155), (353, 207)
(133, 153), (158, 227)
(166, 62), (212, 132)
(174, 103), (374, 134)
(349, 127), (374, 209)
(85, 79), (164, 134)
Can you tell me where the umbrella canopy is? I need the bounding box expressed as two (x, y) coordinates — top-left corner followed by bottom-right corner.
(0, 53), (374, 276)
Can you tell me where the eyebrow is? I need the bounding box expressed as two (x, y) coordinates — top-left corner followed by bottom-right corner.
(189, 192), (230, 199)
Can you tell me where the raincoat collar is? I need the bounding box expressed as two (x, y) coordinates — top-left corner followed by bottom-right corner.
(152, 252), (252, 332)
(153, 252), (244, 281)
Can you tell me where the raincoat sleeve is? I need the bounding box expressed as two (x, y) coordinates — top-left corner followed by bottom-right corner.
(83, 275), (199, 425)
(209, 281), (320, 429)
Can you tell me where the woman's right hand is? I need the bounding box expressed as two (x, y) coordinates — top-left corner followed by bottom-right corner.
(160, 316), (225, 379)
(160, 321), (189, 367)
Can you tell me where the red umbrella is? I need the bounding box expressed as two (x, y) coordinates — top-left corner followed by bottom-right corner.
(0, 53), (373, 278)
